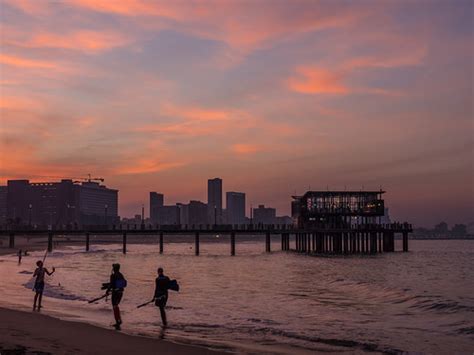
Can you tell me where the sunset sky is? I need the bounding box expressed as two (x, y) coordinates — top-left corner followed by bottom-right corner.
(0, 0), (472, 226)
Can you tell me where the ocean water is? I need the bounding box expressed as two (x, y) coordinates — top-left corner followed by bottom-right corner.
(0, 237), (473, 354)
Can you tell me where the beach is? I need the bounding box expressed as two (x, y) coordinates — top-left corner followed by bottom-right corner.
(0, 307), (220, 355)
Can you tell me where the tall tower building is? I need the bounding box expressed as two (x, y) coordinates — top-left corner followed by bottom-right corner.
(226, 192), (246, 225)
(150, 192), (164, 223)
(207, 178), (222, 224)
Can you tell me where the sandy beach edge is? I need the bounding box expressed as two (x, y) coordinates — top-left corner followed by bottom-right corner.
(0, 307), (227, 355)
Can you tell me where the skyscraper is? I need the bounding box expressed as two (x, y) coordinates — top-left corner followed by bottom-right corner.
(150, 192), (164, 223)
(226, 192), (246, 225)
(207, 178), (222, 224)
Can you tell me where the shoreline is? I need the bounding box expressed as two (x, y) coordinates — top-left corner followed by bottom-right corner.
(0, 307), (224, 355)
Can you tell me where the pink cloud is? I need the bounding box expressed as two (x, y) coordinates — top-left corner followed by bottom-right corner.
(288, 66), (348, 95)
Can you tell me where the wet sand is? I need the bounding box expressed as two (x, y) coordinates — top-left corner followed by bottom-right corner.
(0, 307), (222, 354)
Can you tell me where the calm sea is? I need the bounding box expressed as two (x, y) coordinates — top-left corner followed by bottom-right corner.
(1, 238), (473, 354)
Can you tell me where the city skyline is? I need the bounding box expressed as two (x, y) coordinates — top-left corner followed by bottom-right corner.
(1, 1), (473, 226)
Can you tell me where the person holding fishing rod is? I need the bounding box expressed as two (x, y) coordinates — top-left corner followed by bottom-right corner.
(106, 263), (127, 330)
(32, 253), (55, 311)
(137, 267), (179, 327)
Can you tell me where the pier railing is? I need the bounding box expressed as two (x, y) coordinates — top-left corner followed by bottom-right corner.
(0, 223), (412, 256)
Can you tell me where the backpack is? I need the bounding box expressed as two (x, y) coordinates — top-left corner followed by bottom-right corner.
(115, 278), (127, 289)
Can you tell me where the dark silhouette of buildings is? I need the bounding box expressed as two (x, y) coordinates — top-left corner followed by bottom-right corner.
(208, 178), (222, 224)
(226, 192), (246, 225)
(4, 179), (118, 226)
(187, 200), (208, 225)
(253, 204), (276, 224)
(150, 192), (164, 223)
(0, 186), (6, 224)
(155, 205), (180, 225)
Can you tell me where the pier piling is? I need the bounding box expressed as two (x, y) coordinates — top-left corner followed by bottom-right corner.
(86, 233), (90, 252)
(403, 231), (408, 252)
(195, 232), (200, 255)
(159, 232), (163, 254)
(231, 232), (235, 256)
(122, 232), (127, 254)
(9, 233), (14, 249)
(265, 232), (271, 252)
(47, 232), (53, 252)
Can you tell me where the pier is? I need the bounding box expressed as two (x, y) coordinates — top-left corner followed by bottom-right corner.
(0, 222), (411, 255)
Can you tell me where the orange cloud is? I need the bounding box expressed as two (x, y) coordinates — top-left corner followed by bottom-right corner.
(12, 30), (130, 54)
(345, 46), (427, 69)
(0, 54), (56, 69)
(114, 159), (184, 175)
(231, 144), (261, 155)
(0, 95), (44, 111)
(162, 104), (230, 122)
(288, 66), (348, 95)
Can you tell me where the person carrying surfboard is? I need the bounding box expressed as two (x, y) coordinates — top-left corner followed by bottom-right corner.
(106, 263), (127, 330)
(32, 260), (55, 311)
(154, 267), (171, 326)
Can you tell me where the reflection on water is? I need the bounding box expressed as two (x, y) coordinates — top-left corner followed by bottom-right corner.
(1, 238), (473, 353)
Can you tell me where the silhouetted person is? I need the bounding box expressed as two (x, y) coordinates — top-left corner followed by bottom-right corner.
(18, 249), (22, 264)
(107, 263), (126, 330)
(33, 260), (55, 311)
(154, 267), (170, 326)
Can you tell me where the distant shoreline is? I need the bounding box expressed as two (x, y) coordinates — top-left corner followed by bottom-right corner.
(410, 236), (474, 240)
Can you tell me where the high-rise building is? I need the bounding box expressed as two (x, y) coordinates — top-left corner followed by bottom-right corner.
(208, 178), (222, 224)
(5, 179), (118, 226)
(253, 204), (276, 225)
(155, 205), (180, 225)
(188, 200), (208, 225)
(150, 192), (164, 223)
(226, 192), (246, 225)
(0, 186), (7, 224)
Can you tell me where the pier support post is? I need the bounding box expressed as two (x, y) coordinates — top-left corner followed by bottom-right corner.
(370, 231), (377, 254)
(86, 233), (90, 252)
(159, 232), (164, 254)
(122, 232), (127, 254)
(231, 232), (235, 256)
(9, 233), (14, 249)
(378, 232), (382, 253)
(266, 232), (271, 252)
(48, 232), (53, 252)
(403, 231), (408, 252)
(195, 232), (200, 256)
(343, 233), (348, 254)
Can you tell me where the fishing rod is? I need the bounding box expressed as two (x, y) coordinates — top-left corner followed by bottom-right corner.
(88, 293), (108, 304)
(41, 249), (48, 264)
(137, 299), (155, 309)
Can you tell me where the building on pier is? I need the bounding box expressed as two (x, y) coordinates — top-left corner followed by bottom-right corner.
(292, 190), (386, 228)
